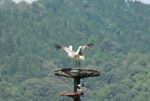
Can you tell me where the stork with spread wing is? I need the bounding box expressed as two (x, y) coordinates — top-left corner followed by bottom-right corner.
(55, 43), (94, 67)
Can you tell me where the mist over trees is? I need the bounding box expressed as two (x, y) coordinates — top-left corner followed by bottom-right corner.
(0, 0), (150, 101)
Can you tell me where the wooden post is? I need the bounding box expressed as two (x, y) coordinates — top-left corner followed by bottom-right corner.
(54, 68), (100, 101)
(74, 77), (80, 92)
(74, 97), (81, 101)
(74, 77), (81, 101)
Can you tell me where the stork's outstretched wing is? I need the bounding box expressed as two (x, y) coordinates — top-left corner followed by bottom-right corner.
(76, 43), (94, 55)
(55, 45), (74, 55)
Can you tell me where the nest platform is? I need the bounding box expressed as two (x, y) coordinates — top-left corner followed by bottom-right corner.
(54, 68), (100, 101)
(54, 68), (100, 78)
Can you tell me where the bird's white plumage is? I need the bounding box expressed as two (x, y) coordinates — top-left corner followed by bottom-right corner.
(77, 87), (82, 92)
(77, 83), (84, 92)
(68, 45), (73, 50)
(56, 43), (93, 61)
(55, 43), (93, 67)
(76, 44), (91, 55)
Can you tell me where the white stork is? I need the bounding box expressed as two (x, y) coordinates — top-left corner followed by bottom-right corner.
(55, 43), (94, 67)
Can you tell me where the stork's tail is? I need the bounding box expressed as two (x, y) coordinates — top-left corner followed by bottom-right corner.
(55, 45), (62, 49)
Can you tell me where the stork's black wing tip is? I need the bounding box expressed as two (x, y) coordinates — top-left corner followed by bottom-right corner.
(55, 45), (62, 49)
(87, 43), (94, 47)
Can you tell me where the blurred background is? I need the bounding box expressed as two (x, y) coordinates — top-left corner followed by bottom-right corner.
(0, 0), (150, 101)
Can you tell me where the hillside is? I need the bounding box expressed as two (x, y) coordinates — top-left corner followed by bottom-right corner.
(0, 0), (150, 101)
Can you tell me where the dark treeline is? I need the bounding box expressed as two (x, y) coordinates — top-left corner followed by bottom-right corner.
(0, 0), (150, 101)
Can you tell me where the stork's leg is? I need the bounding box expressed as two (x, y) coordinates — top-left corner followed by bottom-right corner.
(75, 60), (80, 68)
(78, 61), (80, 68)
(77, 61), (80, 68)
(78, 61), (81, 75)
(76, 60), (78, 68)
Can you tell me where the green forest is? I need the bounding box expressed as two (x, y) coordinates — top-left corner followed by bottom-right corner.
(0, 0), (150, 101)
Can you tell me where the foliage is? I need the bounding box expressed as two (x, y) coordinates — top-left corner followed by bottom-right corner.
(0, 0), (150, 101)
